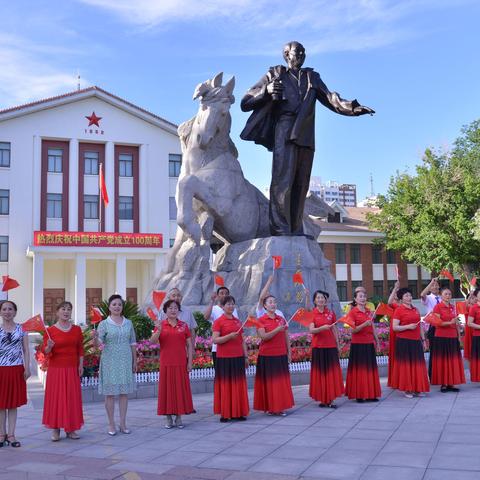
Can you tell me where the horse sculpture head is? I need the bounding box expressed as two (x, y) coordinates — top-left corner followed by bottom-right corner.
(192, 72), (235, 149)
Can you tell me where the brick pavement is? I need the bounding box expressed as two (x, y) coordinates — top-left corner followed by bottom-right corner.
(1, 377), (480, 479)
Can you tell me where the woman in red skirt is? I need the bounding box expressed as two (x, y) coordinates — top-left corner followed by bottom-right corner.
(463, 293), (476, 363)
(431, 287), (465, 392)
(467, 288), (480, 382)
(212, 295), (249, 422)
(308, 290), (344, 408)
(345, 289), (381, 402)
(391, 288), (429, 398)
(0, 301), (30, 448)
(42, 301), (84, 441)
(254, 295), (294, 416)
(151, 299), (193, 429)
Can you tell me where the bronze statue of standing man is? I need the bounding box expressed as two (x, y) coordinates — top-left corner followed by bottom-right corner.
(240, 41), (374, 236)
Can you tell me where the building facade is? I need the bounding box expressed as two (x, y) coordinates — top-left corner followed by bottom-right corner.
(309, 177), (357, 207)
(0, 87), (181, 324)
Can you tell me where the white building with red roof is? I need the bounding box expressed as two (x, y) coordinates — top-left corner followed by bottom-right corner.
(0, 86), (181, 323)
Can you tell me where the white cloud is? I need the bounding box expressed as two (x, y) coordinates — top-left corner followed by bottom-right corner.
(0, 34), (88, 108)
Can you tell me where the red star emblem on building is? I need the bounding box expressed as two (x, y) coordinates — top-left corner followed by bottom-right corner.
(85, 111), (102, 127)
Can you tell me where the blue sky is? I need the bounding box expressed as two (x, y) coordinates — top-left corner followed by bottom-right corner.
(1, 0), (479, 200)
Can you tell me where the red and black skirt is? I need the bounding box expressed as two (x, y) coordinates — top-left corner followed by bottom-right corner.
(157, 365), (194, 416)
(431, 337), (466, 386)
(0, 365), (27, 409)
(464, 325), (473, 360)
(309, 347), (344, 404)
(214, 356), (249, 419)
(469, 336), (480, 382)
(42, 366), (84, 432)
(391, 338), (429, 393)
(345, 343), (381, 400)
(254, 354), (294, 413)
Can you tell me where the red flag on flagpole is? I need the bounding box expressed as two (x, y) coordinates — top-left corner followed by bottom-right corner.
(339, 313), (355, 329)
(244, 315), (263, 328)
(423, 312), (443, 327)
(272, 256), (282, 270)
(99, 163), (109, 207)
(290, 308), (315, 327)
(292, 272), (304, 285)
(90, 307), (103, 325)
(470, 276), (477, 287)
(146, 307), (157, 321)
(152, 291), (166, 310)
(375, 302), (395, 318)
(439, 269), (454, 282)
(214, 275), (225, 287)
(21, 314), (46, 333)
(1, 275), (20, 292)
(455, 301), (467, 316)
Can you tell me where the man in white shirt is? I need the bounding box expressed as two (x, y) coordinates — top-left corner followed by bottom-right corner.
(420, 278), (441, 379)
(204, 287), (239, 366)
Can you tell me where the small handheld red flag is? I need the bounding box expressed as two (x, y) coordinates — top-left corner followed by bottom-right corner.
(21, 314), (45, 333)
(290, 308), (315, 327)
(214, 275), (225, 287)
(146, 307), (157, 321)
(423, 312), (443, 327)
(292, 272), (304, 285)
(470, 276), (477, 287)
(440, 270), (454, 282)
(375, 302), (395, 318)
(153, 291), (166, 310)
(99, 163), (109, 207)
(90, 307), (103, 325)
(339, 313), (355, 329)
(272, 256), (282, 270)
(244, 315), (262, 328)
(1, 275), (20, 292)
(455, 301), (467, 316)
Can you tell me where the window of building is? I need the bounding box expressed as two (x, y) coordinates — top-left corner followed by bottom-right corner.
(0, 236), (7, 262)
(119, 153), (133, 177)
(169, 154), (182, 177)
(372, 245), (383, 263)
(337, 281), (347, 301)
(0, 190), (9, 215)
(170, 238), (175, 247)
(169, 196), (177, 220)
(119, 196), (133, 220)
(47, 148), (63, 173)
(373, 280), (384, 298)
(386, 249), (396, 264)
(46, 193), (62, 218)
(84, 195), (99, 219)
(0, 142), (10, 167)
(350, 244), (361, 264)
(335, 244), (346, 264)
(408, 281), (418, 298)
(453, 279), (461, 298)
(387, 280), (396, 294)
(84, 151), (99, 175)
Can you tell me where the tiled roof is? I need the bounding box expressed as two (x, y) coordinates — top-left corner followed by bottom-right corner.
(0, 86), (178, 129)
(314, 206), (382, 233)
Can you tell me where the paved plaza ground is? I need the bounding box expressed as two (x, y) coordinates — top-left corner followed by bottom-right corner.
(1, 376), (480, 480)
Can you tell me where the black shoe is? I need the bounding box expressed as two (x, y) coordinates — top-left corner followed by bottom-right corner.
(235, 416), (247, 421)
(220, 417), (229, 423)
(319, 403), (327, 408)
(356, 399), (365, 403)
(447, 386), (460, 392)
(327, 403), (338, 409)
(367, 398), (379, 402)
(440, 386), (448, 393)
(192, 409), (197, 413)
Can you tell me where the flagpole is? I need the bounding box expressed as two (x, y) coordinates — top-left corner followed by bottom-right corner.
(98, 163), (102, 232)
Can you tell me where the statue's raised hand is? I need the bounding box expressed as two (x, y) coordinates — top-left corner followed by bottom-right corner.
(354, 105), (375, 116)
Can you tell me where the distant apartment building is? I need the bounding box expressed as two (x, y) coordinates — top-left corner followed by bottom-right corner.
(309, 177), (357, 207)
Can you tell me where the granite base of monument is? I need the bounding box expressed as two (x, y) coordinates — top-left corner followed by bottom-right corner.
(213, 236), (340, 323)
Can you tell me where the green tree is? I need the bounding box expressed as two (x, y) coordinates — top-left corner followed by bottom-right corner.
(368, 120), (480, 295)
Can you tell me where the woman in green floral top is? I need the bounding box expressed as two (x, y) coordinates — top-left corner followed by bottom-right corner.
(94, 295), (137, 436)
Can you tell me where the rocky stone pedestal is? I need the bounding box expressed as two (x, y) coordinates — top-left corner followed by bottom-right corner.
(213, 236), (340, 324)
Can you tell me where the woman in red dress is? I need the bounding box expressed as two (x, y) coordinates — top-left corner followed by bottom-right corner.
(466, 288), (480, 382)
(0, 301), (30, 448)
(391, 288), (429, 398)
(308, 290), (344, 408)
(431, 287), (465, 392)
(345, 289), (381, 402)
(151, 299), (193, 429)
(212, 296), (249, 422)
(463, 293), (476, 363)
(254, 295), (294, 416)
(42, 301), (84, 441)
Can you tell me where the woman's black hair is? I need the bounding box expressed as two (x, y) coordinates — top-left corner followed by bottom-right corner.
(163, 299), (181, 313)
(313, 290), (329, 303)
(440, 286), (452, 294)
(217, 286), (230, 295)
(396, 287), (412, 301)
(56, 301), (73, 311)
(220, 295), (236, 306)
(262, 295), (276, 308)
(0, 300), (17, 312)
(107, 294), (124, 314)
